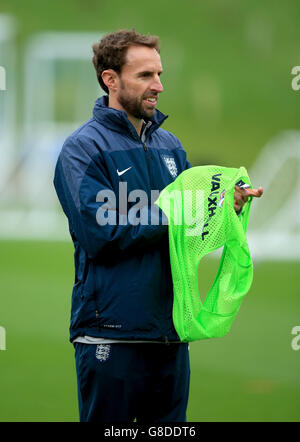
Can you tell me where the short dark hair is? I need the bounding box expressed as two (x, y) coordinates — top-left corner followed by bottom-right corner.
(92, 29), (160, 94)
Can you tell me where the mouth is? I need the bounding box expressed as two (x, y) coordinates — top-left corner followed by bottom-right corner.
(143, 96), (158, 107)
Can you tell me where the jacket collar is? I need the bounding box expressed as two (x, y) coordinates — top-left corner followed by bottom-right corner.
(93, 95), (168, 140)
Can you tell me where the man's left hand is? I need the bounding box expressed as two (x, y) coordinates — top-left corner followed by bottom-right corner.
(234, 185), (263, 213)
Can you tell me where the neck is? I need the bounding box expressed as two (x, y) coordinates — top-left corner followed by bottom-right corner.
(127, 115), (143, 137)
(108, 95), (143, 136)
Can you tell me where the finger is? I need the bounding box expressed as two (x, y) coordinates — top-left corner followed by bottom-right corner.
(245, 187), (263, 198)
(234, 189), (248, 202)
(235, 186), (263, 198)
(234, 185), (244, 195)
(235, 197), (246, 206)
(234, 196), (245, 211)
(234, 201), (243, 212)
(234, 186), (250, 199)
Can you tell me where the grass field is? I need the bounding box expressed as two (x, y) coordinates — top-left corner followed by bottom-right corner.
(0, 240), (299, 422)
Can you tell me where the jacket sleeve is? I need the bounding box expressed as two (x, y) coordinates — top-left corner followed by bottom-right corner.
(185, 159), (192, 169)
(53, 135), (169, 259)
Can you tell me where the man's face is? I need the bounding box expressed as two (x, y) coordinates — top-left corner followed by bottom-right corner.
(116, 45), (163, 120)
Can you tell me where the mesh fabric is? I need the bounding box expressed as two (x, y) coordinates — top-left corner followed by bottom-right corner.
(155, 165), (253, 342)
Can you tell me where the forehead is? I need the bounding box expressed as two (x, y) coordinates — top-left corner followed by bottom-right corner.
(123, 45), (162, 72)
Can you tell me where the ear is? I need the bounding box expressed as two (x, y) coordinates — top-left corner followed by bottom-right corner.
(101, 69), (119, 92)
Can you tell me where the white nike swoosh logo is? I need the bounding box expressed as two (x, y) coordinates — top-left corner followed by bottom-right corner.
(117, 167), (132, 176)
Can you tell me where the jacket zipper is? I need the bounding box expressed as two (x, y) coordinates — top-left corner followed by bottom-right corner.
(140, 121), (152, 152)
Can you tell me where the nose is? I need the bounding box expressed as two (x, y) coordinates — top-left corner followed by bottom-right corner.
(151, 74), (163, 93)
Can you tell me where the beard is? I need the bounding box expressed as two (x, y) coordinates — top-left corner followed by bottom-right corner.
(117, 82), (156, 120)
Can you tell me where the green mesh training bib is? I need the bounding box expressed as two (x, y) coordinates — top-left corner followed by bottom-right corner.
(156, 165), (253, 342)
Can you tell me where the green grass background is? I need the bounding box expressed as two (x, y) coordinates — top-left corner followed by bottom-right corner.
(0, 240), (299, 422)
(0, 0), (300, 422)
(1, 0), (300, 168)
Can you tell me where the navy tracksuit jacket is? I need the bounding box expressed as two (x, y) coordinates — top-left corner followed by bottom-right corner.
(54, 95), (190, 343)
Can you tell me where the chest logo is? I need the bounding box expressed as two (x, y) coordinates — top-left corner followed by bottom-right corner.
(162, 155), (178, 178)
(117, 167), (132, 177)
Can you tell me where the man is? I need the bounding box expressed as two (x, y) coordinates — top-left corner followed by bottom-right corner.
(53, 29), (263, 423)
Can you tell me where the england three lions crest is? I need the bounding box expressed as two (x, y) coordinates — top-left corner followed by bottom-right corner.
(95, 344), (111, 362)
(162, 155), (178, 178)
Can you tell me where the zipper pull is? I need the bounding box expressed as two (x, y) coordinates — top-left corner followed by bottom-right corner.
(143, 142), (148, 152)
(164, 336), (170, 345)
